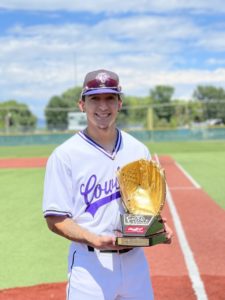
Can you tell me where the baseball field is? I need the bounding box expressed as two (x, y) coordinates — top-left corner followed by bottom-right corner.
(0, 140), (225, 299)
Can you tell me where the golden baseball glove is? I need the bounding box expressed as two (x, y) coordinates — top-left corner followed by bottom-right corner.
(117, 159), (166, 216)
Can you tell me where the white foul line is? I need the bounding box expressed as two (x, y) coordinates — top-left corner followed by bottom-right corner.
(175, 162), (201, 189)
(166, 187), (208, 300)
(154, 154), (208, 300)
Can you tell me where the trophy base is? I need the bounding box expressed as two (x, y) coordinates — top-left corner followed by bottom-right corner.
(116, 232), (168, 247)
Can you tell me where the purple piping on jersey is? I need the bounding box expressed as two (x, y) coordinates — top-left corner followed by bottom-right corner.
(78, 129), (122, 160)
(43, 210), (73, 218)
(114, 130), (122, 154)
(85, 191), (121, 216)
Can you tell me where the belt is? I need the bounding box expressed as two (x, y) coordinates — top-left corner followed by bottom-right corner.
(87, 245), (133, 254)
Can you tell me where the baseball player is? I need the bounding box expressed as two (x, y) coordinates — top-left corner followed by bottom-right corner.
(42, 69), (172, 300)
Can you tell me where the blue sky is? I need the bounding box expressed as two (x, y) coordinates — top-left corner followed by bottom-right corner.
(1, 1), (225, 118)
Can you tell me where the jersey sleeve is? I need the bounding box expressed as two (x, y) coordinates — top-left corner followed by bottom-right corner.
(42, 150), (74, 218)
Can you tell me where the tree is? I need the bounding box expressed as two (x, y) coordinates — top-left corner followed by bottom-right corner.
(0, 100), (37, 131)
(45, 96), (70, 130)
(62, 87), (82, 108)
(45, 87), (82, 130)
(193, 85), (225, 101)
(150, 85), (175, 122)
(193, 85), (225, 122)
(150, 85), (174, 103)
(116, 95), (152, 129)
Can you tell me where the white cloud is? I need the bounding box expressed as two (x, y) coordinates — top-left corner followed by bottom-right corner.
(1, 6), (225, 118)
(0, 14), (202, 65)
(120, 68), (225, 97)
(150, 68), (225, 86)
(198, 32), (225, 51)
(1, 0), (225, 13)
(206, 58), (225, 65)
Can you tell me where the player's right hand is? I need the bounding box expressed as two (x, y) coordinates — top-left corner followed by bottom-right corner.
(90, 234), (132, 251)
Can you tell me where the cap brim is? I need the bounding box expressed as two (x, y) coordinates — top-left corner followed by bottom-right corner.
(83, 88), (122, 96)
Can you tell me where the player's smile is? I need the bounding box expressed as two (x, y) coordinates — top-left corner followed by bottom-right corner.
(94, 110), (113, 129)
(95, 112), (111, 118)
(95, 112), (111, 123)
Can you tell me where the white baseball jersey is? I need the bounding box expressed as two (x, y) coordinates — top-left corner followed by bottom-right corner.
(43, 129), (150, 234)
(42, 129), (153, 300)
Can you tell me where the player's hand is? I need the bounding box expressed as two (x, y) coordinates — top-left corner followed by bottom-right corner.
(91, 235), (116, 250)
(162, 217), (173, 244)
(90, 234), (131, 251)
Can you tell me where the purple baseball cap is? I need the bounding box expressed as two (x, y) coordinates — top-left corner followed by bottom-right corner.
(81, 69), (122, 97)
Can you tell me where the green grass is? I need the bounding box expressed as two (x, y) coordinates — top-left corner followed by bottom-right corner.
(0, 140), (224, 289)
(0, 145), (57, 158)
(170, 152), (225, 210)
(0, 169), (69, 289)
(145, 140), (225, 155)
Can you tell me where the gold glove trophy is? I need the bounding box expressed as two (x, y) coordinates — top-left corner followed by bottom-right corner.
(115, 159), (168, 247)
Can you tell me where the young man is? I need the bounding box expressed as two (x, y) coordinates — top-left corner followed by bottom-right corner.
(42, 69), (173, 300)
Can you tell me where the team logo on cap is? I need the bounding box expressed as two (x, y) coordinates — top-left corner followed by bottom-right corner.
(96, 72), (109, 87)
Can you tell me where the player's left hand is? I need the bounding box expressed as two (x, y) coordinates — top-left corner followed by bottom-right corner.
(162, 217), (173, 244)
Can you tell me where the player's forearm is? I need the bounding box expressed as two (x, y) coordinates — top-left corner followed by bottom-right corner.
(46, 215), (117, 249)
(46, 216), (99, 245)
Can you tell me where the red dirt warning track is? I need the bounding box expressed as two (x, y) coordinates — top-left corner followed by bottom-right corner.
(0, 158), (47, 168)
(0, 156), (225, 300)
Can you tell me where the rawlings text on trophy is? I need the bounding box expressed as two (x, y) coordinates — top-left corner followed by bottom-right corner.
(115, 159), (168, 247)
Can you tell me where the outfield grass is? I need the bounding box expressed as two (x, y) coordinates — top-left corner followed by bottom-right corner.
(169, 152), (225, 210)
(0, 140), (224, 289)
(145, 140), (225, 155)
(0, 169), (69, 289)
(0, 145), (57, 158)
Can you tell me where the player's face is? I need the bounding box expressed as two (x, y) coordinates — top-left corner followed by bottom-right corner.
(79, 93), (122, 131)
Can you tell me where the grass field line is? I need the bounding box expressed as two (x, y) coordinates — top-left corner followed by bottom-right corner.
(175, 162), (201, 189)
(156, 154), (208, 300)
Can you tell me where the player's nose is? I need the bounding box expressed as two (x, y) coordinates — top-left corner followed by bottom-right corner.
(98, 99), (108, 110)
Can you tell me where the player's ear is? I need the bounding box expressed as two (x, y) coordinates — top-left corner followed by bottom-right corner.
(118, 97), (122, 112)
(78, 99), (85, 112)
